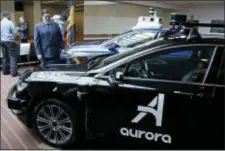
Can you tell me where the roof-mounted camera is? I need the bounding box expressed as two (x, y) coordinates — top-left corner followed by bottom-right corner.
(164, 13), (225, 41)
(170, 13), (187, 26)
(133, 7), (163, 29)
(149, 8), (155, 17)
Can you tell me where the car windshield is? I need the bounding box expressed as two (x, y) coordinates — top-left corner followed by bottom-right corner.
(101, 29), (163, 48)
(116, 30), (158, 48)
(100, 30), (134, 47)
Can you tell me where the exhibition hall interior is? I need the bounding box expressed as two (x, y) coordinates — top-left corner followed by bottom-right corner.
(0, 0), (224, 150)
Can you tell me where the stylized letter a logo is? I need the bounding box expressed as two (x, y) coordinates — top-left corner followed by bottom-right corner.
(131, 93), (165, 127)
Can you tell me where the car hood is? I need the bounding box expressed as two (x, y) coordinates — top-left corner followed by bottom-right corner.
(25, 71), (88, 84)
(117, 47), (132, 53)
(65, 41), (103, 52)
(62, 41), (115, 58)
(67, 43), (100, 50)
(63, 46), (115, 58)
(63, 46), (130, 58)
(66, 41), (104, 49)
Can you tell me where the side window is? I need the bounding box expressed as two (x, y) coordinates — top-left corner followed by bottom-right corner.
(159, 50), (193, 59)
(124, 46), (216, 83)
(217, 59), (224, 85)
(217, 47), (224, 85)
(205, 47), (224, 84)
(104, 63), (127, 76)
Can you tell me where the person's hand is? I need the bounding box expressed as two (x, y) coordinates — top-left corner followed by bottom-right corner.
(37, 54), (42, 60)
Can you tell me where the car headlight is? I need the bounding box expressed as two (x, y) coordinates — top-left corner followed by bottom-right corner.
(17, 82), (28, 92)
(66, 51), (73, 55)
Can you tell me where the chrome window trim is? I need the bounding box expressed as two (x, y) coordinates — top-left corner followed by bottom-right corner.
(97, 75), (225, 88)
(95, 44), (224, 87)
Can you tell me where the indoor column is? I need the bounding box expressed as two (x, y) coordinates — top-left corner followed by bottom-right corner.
(1, 0), (15, 22)
(33, 0), (42, 25)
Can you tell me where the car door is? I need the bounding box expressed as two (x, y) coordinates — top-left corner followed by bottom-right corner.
(166, 45), (224, 149)
(86, 44), (219, 149)
(213, 54), (224, 149)
(201, 46), (224, 149)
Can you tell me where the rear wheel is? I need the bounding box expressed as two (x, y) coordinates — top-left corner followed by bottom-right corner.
(33, 99), (77, 148)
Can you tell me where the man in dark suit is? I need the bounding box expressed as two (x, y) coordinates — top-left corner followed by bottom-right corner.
(34, 9), (64, 65)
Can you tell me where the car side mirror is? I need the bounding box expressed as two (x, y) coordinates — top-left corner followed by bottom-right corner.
(115, 71), (124, 80)
(108, 71), (124, 86)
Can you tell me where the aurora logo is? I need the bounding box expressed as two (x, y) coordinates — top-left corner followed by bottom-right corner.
(120, 127), (171, 144)
(131, 93), (165, 127)
(119, 94), (171, 144)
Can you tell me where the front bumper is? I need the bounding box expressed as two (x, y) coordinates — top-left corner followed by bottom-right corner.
(7, 83), (31, 127)
(7, 84), (27, 110)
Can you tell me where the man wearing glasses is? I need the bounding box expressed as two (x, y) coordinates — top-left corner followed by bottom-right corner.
(34, 9), (65, 65)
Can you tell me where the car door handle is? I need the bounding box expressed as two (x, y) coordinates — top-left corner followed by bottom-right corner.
(173, 91), (194, 96)
(195, 93), (204, 98)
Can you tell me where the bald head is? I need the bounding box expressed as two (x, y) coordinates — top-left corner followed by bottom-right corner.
(19, 16), (25, 23)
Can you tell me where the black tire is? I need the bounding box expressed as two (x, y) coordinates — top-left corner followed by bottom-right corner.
(33, 99), (78, 148)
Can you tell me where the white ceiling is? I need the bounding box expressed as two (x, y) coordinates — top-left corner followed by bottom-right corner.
(84, 1), (116, 5)
(120, 1), (224, 10)
(161, 1), (224, 4)
(19, 0), (224, 9)
(41, 0), (117, 5)
(160, 1), (224, 6)
(120, 1), (181, 10)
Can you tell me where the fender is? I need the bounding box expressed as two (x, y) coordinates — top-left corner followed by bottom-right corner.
(26, 82), (86, 128)
(62, 87), (78, 96)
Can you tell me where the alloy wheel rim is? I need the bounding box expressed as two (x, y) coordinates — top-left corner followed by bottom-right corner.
(36, 104), (73, 145)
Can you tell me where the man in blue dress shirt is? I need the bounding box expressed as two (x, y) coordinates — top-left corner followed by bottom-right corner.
(34, 9), (65, 65)
(1, 11), (19, 77)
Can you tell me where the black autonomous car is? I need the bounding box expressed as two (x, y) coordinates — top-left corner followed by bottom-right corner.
(7, 19), (224, 149)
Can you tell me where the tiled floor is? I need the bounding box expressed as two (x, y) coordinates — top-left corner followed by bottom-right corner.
(0, 67), (58, 150)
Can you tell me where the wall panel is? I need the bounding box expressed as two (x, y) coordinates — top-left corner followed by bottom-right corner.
(84, 3), (174, 36)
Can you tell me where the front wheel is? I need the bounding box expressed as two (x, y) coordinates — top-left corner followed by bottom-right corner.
(33, 99), (77, 148)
